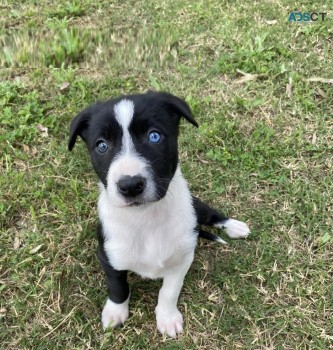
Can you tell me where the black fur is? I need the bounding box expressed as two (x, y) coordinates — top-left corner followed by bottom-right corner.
(97, 223), (129, 304)
(69, 91), (230, 309)
(192, 196), (228, 226)
(69, 91), (197, 196)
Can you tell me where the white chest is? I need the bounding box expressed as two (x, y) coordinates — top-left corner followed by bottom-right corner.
(98, 170), (197, 278)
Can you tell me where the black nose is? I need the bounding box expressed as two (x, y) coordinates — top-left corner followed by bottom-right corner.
(117, 175), (146, 197)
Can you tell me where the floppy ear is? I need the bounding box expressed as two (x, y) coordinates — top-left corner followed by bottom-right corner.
(68, 106), (92, 151)
(148, 91), (198, 127)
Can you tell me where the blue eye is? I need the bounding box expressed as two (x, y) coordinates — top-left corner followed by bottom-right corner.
(96, 140), (108, 153)
(148, 131), (161, 143)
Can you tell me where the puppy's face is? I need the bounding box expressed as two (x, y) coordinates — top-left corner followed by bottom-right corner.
(69, 91), (197, 207)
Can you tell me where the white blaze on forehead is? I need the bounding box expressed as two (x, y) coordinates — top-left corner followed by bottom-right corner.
(114, 99), (134, 127)
(114, 99), (135, 153)
(108, 98), (155, 205)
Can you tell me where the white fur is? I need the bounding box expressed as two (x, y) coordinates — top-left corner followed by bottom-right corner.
(108, 99), (156, 206)
(102, 297), (130, 329)
(114, 99), (134, 130)
(215, 236), (228, 245)
(156, 305), (184, 338)
(99, 166), (197, 337)
(99, 99), (248, 336)
(114, 99), (135, 154)
(215, 219), (250, 239)
(106, 154), (156, 207)
(99, 166), (197, 278)
(155, 253), (194, 337)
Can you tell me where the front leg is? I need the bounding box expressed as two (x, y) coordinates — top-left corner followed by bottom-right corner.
(98, 245), (130, 329)
(155, 253), (194, 338)
(192, 196), (250, 239)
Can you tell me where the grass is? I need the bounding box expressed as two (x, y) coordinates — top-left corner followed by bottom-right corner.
(1, 0), (333, 349)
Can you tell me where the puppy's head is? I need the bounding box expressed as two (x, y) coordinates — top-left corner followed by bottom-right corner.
(69, 91), (198, 207)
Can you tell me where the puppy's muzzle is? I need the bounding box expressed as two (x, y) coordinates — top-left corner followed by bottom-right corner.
(117, 175), (146, 198)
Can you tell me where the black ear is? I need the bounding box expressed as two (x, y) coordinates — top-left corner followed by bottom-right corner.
(68, 106), (92, 151)
(148, 91), (198, 127)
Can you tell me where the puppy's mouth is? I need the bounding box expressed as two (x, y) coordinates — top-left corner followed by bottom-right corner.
(127, 200), (145, 207)
(122, 197), (157, 207)
(118, 194), (162, 208)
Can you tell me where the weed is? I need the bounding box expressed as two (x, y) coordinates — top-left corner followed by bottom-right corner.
(1, 1), (332, 349)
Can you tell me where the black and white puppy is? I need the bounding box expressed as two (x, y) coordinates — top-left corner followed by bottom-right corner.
(68, 91), (250, 338)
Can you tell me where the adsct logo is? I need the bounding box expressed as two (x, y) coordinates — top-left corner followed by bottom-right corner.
(288, 12), (327, 22)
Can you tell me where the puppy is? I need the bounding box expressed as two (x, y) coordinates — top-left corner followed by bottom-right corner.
(68, 91), (250, 338)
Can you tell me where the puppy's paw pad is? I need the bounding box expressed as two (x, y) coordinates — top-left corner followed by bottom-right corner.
(102, 298), (129, 329)
(156, 306), (183, 338)
(215, 219), (250, 239)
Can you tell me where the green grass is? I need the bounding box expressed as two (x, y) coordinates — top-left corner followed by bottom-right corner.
(1, 1), (333, 349)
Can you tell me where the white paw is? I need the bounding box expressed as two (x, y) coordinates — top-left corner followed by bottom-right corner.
(215, 219), (250, 239)
(155, 306), (183, 338)
(101, 297), (129, 329)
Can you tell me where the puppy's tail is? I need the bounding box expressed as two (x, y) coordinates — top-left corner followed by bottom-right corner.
(198, 229), (228, 245)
